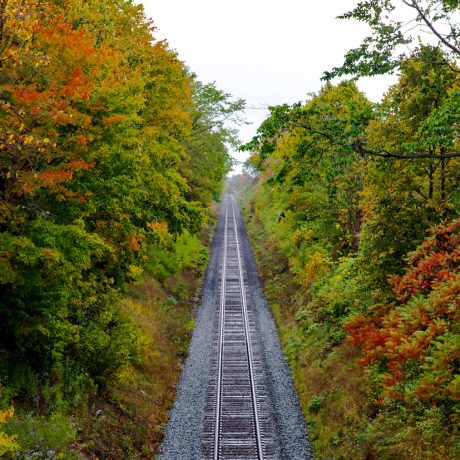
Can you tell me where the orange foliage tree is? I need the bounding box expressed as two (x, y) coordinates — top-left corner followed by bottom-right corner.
(0, 0), (239, 409)
(345, 219), (460, 406)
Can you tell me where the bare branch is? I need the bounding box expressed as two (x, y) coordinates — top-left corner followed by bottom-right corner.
(403, 0), (460, 56)
(288, 120), (460, 159)
(352, 141), (460, 159)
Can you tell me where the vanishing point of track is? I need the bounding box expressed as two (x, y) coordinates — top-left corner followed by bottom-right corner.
(201, 195), (277, 460)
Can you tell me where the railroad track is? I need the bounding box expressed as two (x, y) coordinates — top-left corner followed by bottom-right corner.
(202, 195), (278, 460)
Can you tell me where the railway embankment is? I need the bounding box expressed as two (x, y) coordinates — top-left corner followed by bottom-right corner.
(160, 195), (312, 459)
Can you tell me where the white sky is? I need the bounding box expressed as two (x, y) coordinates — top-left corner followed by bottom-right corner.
(140, 0), (396, 172)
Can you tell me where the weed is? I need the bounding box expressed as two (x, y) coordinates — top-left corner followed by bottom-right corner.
(308, 396), (324, 414)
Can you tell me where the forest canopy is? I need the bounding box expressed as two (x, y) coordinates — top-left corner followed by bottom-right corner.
(0, 1), (242, 454)
(242, 32), (459, 460)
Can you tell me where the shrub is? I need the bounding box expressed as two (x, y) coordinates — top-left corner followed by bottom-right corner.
(0, 407), (20, 458)
(345, 219), (460, 409)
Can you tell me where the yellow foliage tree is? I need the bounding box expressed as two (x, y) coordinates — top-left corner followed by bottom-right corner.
(0, 0), (39, 62)
(0, 407), (19, 457)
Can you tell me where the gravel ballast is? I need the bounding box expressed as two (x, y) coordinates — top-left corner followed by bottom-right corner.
(159, 197), (313, 459)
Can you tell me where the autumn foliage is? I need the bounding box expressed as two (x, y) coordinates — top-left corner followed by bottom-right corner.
(391, 220), (460, 303)
(243, 45), (460, 457)
(345, 220), (459, 407)
(0, 1), (239, 449)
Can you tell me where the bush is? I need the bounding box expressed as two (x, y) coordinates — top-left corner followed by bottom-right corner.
(345, 220), (460, 457)
(308, 396), (325, 413)
(0, 407), (20, 458)
(5, 412), (76, 458)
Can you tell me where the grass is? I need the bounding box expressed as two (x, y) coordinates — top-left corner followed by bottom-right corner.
(74, 226), (214, 458)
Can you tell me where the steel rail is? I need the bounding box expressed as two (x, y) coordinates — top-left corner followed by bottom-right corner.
(230, 196), (264, 460)
(213, 201), (228, 460)
(212, 195), (264, 459)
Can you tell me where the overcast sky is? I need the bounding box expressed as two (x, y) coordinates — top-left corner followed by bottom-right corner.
(140, 0), (396, 172)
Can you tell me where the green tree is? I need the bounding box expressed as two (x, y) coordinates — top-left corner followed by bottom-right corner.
(323, 0), (460, 79)
(358, 47), (460, 291)
(0, 0), (236, 409)
(242, 81), (372, 284)
(184, 80), (245, 205)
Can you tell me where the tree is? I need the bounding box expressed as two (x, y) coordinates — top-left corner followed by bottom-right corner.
(184, 80), (245, 205)
(346, 219), (460, 407)
(355, 47), (460, 291)
(0, 0), (39, 63)
(242, 82), (372, 289)
(323, 0), (460, 79)
(0, 0), (236, 408)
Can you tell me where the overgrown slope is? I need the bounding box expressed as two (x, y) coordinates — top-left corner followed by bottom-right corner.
(240, 49), (460, 459)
